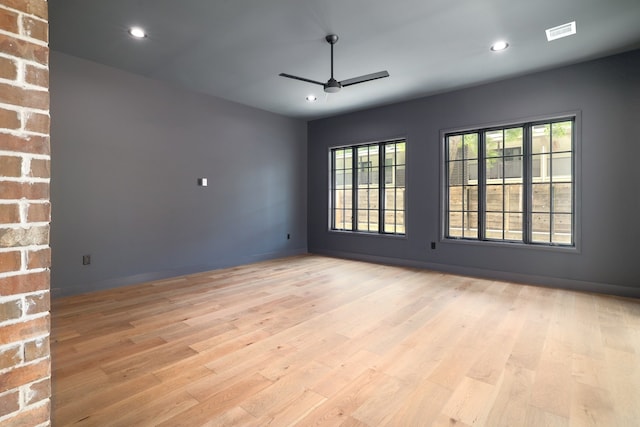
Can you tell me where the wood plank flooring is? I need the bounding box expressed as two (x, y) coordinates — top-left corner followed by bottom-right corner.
(51, 254), (640, 426)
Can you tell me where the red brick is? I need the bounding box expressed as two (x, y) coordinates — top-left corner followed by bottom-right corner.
(0, 55), (17, 80)
(21, 15), (47, 43)
(0, 7), (18, 34)
(27, 202), (50, 222)
(0, 389), (20, 417)
(0, 225), (49, 247)
(0, 250), (21, 273)
(6, 399), (50, 426)
(0, 271), (49, 294)
(0, 107), (21, 129)
(0, 344), (22, 370)
(0, 203), (20, 223)
(0, 133), (50, 155)
(26, 377), (50, 405)
(0, 181), (49, 200)
(29, 158), (50, 178)
(0, 315), (49, 347)
(24, 64), (48, 88)
(0, 0), (48, 20)
(0, 297), (22, 321)
(24, 112), (49, 134)
(0, 1), (49, 424)
(0, 155), (22, 177)
(24, 291), (49, 315)
(0, 359), (50, 393)
(0, 81), (49, 110)
(24, 335), (49, 362)
(27, 248), (50, 270)
(0, 33), (48, 66)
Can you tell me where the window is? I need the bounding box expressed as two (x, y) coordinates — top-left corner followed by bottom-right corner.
(330, 140), (406, 235)
(444, 118), (574, 246)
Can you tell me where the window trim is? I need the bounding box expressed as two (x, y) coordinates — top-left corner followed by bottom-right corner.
(328, 137), (408, 237)
(440, 111), (581, 252)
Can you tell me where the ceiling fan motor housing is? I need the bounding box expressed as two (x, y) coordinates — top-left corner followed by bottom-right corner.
(324, 78), (341, 93)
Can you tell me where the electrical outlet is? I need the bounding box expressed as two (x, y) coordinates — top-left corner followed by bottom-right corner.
(82, 255), (91, 265)
(287, 233), (290, 240)
(430, 242), (436, 250)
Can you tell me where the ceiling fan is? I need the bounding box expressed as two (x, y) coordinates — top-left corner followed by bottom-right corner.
(279, 34), (389, 93)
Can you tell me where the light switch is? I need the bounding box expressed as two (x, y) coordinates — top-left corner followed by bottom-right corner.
(197, 178), (208, 187)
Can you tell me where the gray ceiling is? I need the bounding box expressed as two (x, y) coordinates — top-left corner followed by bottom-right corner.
(49, 0), (640, 120)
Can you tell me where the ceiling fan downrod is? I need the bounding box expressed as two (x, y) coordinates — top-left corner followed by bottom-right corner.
(325, 34), (341, 93)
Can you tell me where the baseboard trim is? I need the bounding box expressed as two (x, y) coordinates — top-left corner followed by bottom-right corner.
(54, 247), (639, 299)
(52, 248), (308, 298)
(309, 249), (640, 299)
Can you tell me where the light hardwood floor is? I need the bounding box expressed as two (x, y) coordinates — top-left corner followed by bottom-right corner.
(51, 254), (640, 426)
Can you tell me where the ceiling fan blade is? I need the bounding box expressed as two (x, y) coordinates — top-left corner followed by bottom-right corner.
(279, 73), (325, 86)
(340, 71), (390, 87)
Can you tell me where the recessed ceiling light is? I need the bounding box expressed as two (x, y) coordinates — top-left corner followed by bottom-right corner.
(490, 41), (509, 52)
(128, 27), (147, 39)
(546, 21), (576, 41)
(306, 95), (317, 102)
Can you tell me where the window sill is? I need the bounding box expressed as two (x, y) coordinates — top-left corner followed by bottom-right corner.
(442, 237), (579, 253)
(329, 229), (408, 240)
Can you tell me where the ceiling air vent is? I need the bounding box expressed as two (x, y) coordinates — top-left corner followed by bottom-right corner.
(546, 21), (576, 41)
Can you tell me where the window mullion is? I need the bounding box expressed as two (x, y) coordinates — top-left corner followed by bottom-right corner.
(379, 143), (385, 233)
(478, 132), (486, 241)
(461, 147), (466, 236)
(502, 129), (506, 240)
(351, 147), (357, 231)
(549, 127), (554, 243)
(523, 124), (531, 244)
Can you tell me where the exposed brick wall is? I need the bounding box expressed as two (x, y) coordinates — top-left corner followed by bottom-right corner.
(0, 0), (51, 426)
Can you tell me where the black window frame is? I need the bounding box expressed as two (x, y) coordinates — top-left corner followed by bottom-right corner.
(443, 116), (576, 248)
(330, 139), (406, 236)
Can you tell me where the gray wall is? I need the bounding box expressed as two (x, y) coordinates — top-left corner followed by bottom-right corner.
(308, 49), (640, 296)
(50, 52), (307, 297)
